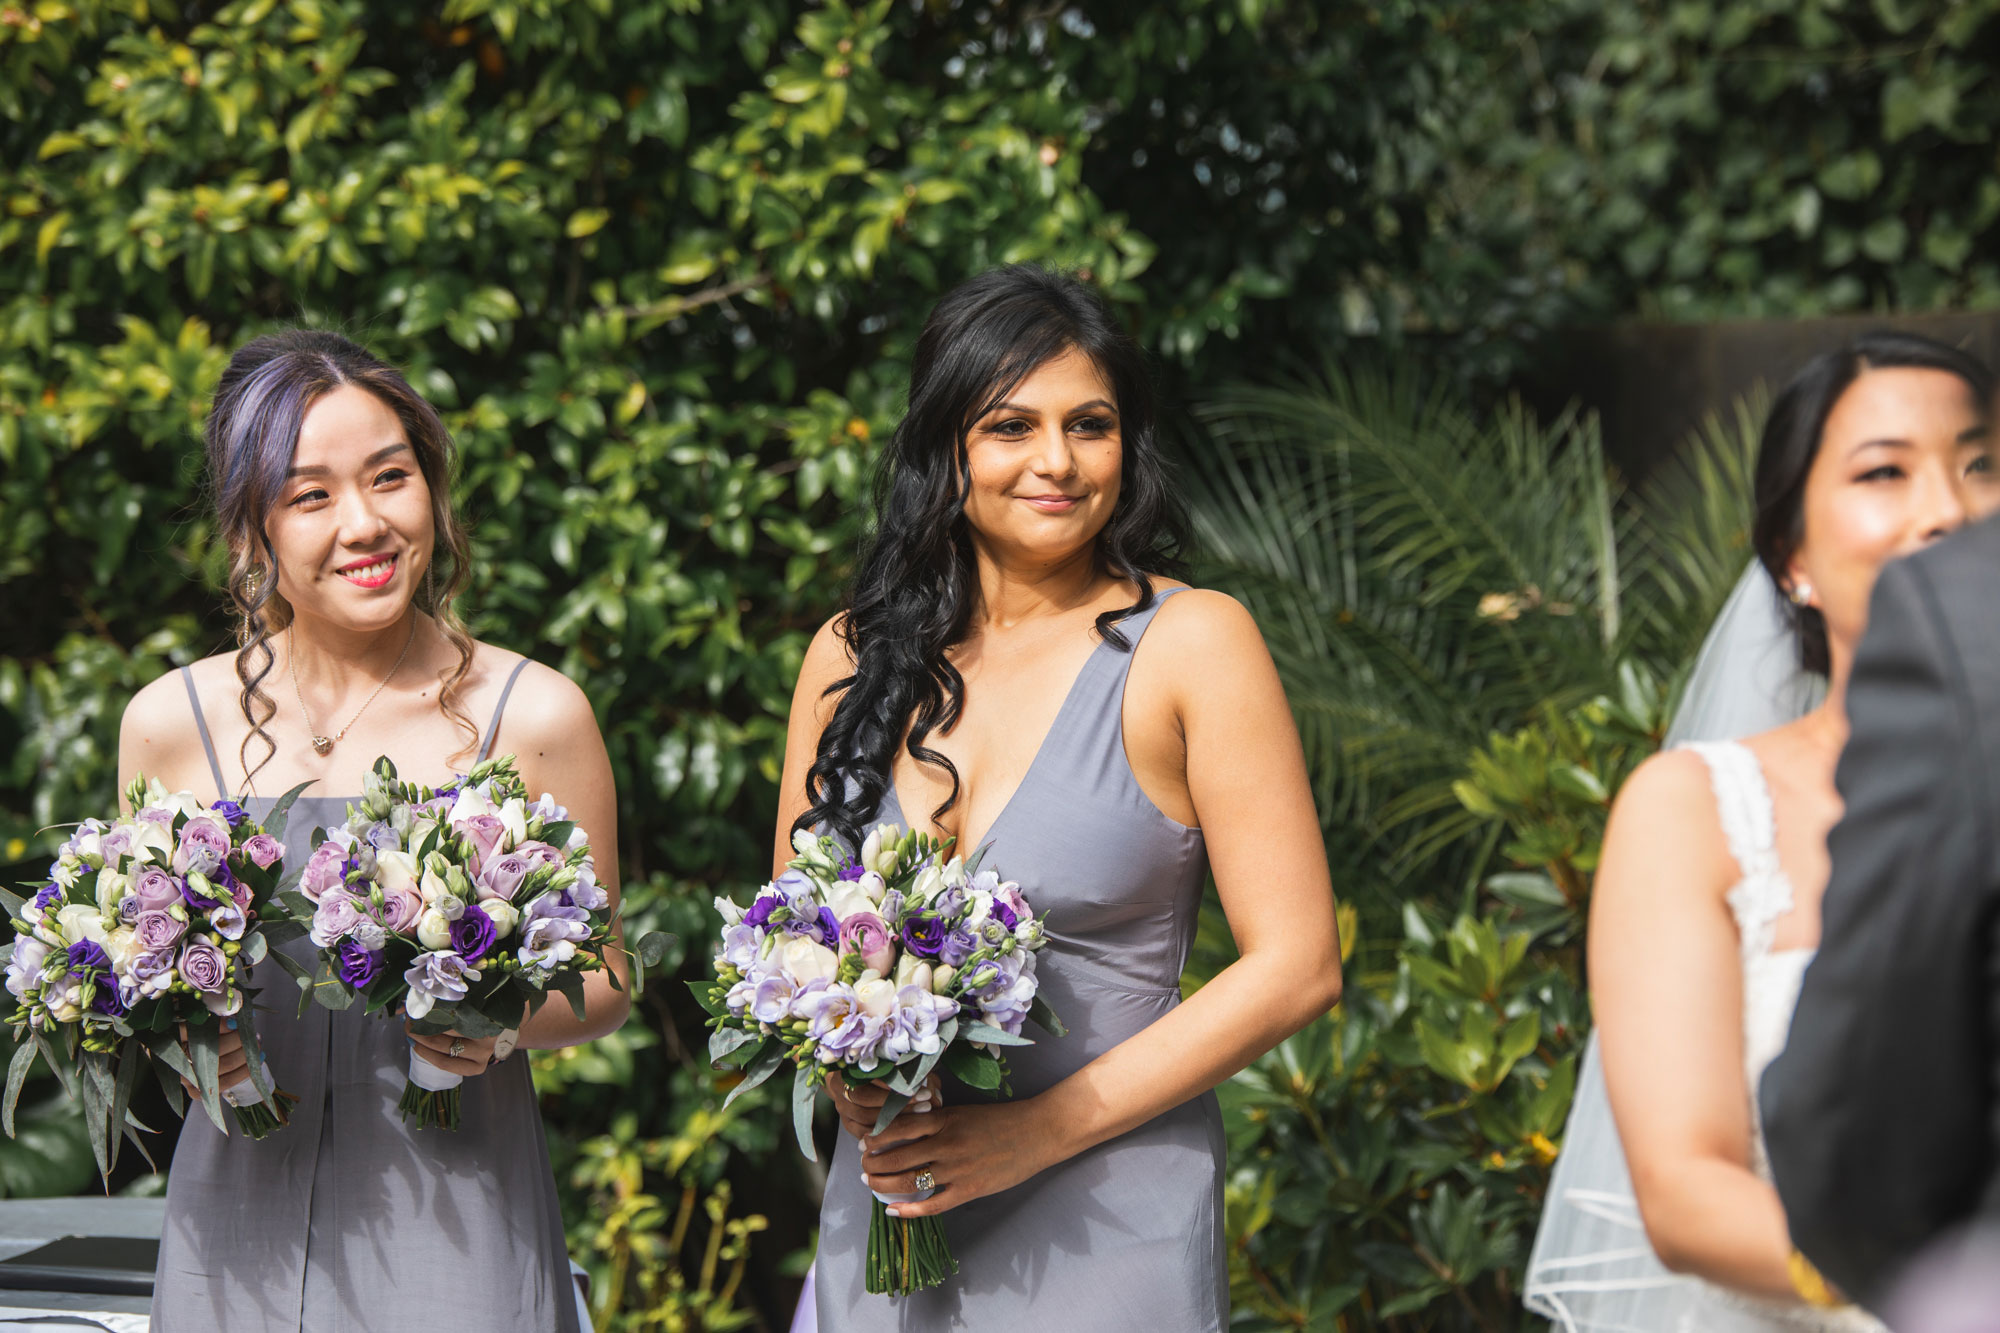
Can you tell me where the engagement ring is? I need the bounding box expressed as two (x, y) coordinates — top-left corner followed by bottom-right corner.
(449, 1039), (466, 1058)
(914, 1169), (936, 1193)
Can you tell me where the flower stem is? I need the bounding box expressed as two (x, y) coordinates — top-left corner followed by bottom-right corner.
(230, 1087), (298, 1140)
(863, 1198), (957, 1296)
(396, 1079), (462, 1130)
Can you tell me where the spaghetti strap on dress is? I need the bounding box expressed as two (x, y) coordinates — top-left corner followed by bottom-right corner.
(814, 588), (1225, 1331)
(152, 658), (581, 1333)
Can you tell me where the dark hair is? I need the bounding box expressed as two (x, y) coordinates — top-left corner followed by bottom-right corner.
(204, 329), (478, 791)
(796, 265), (1190, 849)
(1753, 329), (1995, 676)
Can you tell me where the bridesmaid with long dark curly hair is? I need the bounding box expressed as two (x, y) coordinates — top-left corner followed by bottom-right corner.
(776, 265), (1343, 1330)
(121, 329), (626, 1332)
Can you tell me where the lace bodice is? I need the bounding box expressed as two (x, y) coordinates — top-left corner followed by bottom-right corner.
(1681, 741), (1884, 1332)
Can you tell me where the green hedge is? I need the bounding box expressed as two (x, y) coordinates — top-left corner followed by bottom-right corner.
(4, 2), (1993, 1328)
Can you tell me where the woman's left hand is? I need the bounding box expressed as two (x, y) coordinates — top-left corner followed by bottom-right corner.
(406, 1024), (498, 1079)
(859, 1100), (1057, 1218)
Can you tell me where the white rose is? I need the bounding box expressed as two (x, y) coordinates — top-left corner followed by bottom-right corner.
(101, 925), (140, 970)
(406, 816), (439, 849)
(92, 867), (130, 915)
(71, 827), (103, 863)
(162, 790), (205, 820)
(131, 820), (173, 865)
(376, 849), (421, 897)
(894, 956), (934, 994)
(416, 909), (453, 950)
(932, 963), (955, 992)
(777, 935), (839, 984)
(56, 904), (109, 947)
(823, 881), (878, 923)
(854, 972), (898, 1019)
(483, 901), (520, 938)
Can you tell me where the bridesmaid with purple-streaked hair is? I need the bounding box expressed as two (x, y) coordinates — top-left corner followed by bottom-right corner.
(123, 329), (625, 1333)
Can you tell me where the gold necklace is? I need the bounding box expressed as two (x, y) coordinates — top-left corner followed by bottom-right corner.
(290, 619), (418, 756)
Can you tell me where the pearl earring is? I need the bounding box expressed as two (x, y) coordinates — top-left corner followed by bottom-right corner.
(1789, 581), (1814, 607)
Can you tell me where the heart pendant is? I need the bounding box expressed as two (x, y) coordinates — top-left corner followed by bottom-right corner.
(311, 736), (334, 756)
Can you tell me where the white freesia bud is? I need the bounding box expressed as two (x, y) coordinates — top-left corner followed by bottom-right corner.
(499, 798), (528, 850)
(932, 964), (955, 992)
(896, 959), (934, 995)
(859, 826), (882, 872)
(376, 849), (421, 896)
(854, 972), (898, 1019)
(942, 855), (968, 888)
(791, 828), (817, 856)
(713, 895), (745, 927)
(419, 867), (453, 907)
(777, 935), (839, 984)
(483, 901), (520, 938)
(416, 909), (453, 950)
(93, 867), (130, 914)
(857, 870), (886, 906)
(910, 864), (945, 905)
(893, 952), (922, 987)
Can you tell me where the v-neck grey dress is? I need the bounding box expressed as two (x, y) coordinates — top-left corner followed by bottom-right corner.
(151, 662), (581, 1333)
(814, 588), (1226, 1331)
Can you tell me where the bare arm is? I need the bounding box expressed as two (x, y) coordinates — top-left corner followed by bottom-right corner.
(772, 616), (851, 875)
(867, 591), (1344, 1215)
(1590, 749), (1797, 1300)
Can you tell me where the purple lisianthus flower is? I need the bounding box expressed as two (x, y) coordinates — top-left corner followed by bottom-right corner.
(131, 866), (180, 912)
(335, 939), (383, 988)
(174, 817), (231, 878)
(403, 949), (479, 1021)
(742, 891), (785, 930)
(450, 904), (498, 964)
(179, 872), (223, 911)
(66, 940), (111, 974)
(32, 883), (61, 911)
(939, 927), (978, 968)
(239, 833), (284, 869)
(990, 899), (1019, 931)
(90, 985), (128, 1017)
(901, 914), (948, 959)
(178, 938), (228, 993)
(836, 859), (865, 882)
(134, 909), (186, 954)
(211, 799), (248, 827)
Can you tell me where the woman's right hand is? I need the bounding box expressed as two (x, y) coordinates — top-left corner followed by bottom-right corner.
(177, 1022), (248, 1099)
(827, 1070), (942, 1141)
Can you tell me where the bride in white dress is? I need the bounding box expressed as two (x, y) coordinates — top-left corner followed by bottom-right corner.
(1525, 331), (1999, 1330)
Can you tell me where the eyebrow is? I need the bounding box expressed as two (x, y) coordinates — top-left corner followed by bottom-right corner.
(286, 441), (412, 479)
(985, 398), (1119, 417)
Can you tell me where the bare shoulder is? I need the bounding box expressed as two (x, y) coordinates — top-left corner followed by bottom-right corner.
(476, 648), (596, 748)
(801, 613), (856, 683)
(1601, 747), (1733, 892)
(120, 651), (236, 787)
(1131, 586), (1271, 682)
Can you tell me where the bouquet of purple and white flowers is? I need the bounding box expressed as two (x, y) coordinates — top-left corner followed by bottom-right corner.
(2, 776), (309, 1172)
(284, 755), (658, 1130)
(697, 822), (1060, 1296)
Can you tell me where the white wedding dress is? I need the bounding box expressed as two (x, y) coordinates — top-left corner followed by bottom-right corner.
(1670, 740), (1884, 1333)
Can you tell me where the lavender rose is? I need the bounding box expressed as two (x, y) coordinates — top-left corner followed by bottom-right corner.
(178, 938), (228, 993)
(299, 841), (348, 904)
(131, 866), (182, 913)
(379, 884), (424, 934)
(335, 939), (383, 988)
(173, 817), (231, 877)
(476, 852), (531, 903)
(449, 903), (498, 964)
(133, 909), (186, 954)
(836, 912), (897, 975)
(512, 839), (563, 872)
(456, 814), (509, 871)
(309, 891), (363, 948)
(239, 833), (284, 870)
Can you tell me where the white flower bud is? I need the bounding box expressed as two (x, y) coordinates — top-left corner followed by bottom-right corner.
(416, 909), (453, 950)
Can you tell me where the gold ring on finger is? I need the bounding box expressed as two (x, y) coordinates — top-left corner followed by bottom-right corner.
(914, 1168), (936, 1193)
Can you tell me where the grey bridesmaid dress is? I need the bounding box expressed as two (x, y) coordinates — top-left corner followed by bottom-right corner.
(151, 661), (582, 1333)
(815, 588), (1227, 1331)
